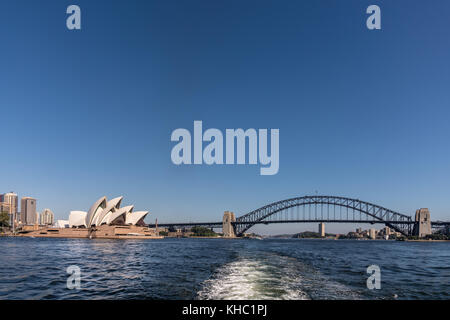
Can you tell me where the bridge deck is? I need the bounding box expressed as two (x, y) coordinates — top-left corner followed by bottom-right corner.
(149, 220), (448, 228)
(148, 195), (449, 237)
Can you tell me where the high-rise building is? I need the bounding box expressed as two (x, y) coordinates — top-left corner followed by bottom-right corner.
(40, 208), (54, 225)
(1, 192), (18, 227)
(318, 222), (325, 237)
(1, 195), (6, 211)
(21, 197), (37, 225)
(369, 228), (377, 239)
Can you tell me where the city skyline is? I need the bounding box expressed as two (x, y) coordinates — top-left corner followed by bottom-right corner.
(0, 189), (446, 236)
(2, 1), (450, 234)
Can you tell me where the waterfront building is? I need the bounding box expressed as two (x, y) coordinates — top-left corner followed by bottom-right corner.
(55, 220), (69, 228)
(19, 196), (158, 240)
(68, 211), (87, 228)
(168, 228), (193, 237)
(1, 192), (18, 227)
(369, 228), (377, 239)
(21, 197), (37, 225)
(346, 231), (363, 239)
(40, 209), (54, 225)
(69, 196), (149, 228)
(318, 222), (325, 237)
(378, 226), (395, 239)
(22, 224), (40, 231)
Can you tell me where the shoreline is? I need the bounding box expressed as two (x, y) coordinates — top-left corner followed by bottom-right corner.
(2, 225), (163, 240)
(11, 233), (164, 240)
(404, 239), (450, 242)
(3, 234), (449, 242)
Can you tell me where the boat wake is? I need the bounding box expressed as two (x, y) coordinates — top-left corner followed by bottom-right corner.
(197, 252), (362, 300)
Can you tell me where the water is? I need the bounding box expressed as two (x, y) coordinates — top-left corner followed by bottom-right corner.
(0, 237), (448, 300)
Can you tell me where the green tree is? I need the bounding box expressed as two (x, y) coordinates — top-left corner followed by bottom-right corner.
(0, 211), (10, 229)
(191, 226), (217, 237)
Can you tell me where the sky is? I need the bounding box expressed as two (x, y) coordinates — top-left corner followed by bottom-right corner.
(1, 0), (450, 234)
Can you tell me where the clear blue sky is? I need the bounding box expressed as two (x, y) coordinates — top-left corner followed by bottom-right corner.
(1, 0), (449, 234)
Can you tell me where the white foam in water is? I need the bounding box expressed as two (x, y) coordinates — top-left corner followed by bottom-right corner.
(197, 256), (309, 300)
(197, 253), (362, 300)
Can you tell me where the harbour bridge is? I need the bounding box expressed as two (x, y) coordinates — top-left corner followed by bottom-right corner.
(148, 195), (450, 237)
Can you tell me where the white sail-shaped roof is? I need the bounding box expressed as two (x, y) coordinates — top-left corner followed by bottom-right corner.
(96, 196), (124, 226)
(125, 211), (149, 225)
(69, 211), (87, 228)
(122, 205), (134, 214)
(86, 196), (107, 227)
(80, 196), (149, 228)
(108, 196), (123, 209)
(107, 205), (133, 224)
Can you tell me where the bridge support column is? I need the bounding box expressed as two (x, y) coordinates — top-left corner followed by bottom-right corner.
(413, 208), (432, 238)
(223, 211), (236, 238)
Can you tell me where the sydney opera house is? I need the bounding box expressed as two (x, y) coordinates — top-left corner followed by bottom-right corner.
(69, 196), (149, 228)
(20, 196), (162, 239)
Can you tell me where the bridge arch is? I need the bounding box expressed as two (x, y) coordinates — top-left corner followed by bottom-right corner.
(234, 195), (413, 236)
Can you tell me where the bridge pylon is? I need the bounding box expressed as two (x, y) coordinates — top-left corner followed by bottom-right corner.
(413, 208), (432, 237)
(223, 211), (236, 238)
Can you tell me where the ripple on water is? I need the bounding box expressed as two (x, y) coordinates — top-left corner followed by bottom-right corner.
(0, 238), (448, 299)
